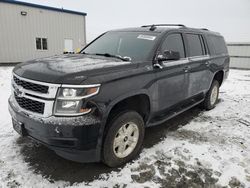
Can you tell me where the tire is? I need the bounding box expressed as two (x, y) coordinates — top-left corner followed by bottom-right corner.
(202, 80), (220, 110)
(102, 111), (145, 167)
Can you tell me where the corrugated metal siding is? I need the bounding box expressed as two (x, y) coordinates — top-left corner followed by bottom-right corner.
(227, 43), (250, 69)
(228, 44), (250, 57)
(0, 3), (86, 63)
(230, 57), (250, 69)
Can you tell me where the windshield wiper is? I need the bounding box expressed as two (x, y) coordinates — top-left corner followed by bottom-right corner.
(81, 51), (91, 55)
(95, 53), (131, 61)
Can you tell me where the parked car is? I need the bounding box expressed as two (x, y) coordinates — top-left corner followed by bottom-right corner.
(8, 24), (229, 167)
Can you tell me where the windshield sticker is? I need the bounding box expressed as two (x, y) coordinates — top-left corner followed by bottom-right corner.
(137, 35), (156, 41)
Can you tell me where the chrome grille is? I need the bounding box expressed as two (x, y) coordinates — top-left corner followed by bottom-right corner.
(14, 93), (45, 114)
(13, 75), (49, 94)
(11, 73), (60, 117)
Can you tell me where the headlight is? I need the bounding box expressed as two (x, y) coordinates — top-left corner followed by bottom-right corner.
(54, 85), (100, 116)
(62, 88), (77, 97)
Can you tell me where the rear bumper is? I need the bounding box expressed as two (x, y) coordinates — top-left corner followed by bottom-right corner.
(8, 96), (102, 163)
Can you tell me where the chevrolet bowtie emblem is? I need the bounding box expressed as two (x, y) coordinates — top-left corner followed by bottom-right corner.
(15, 85), (25, 98)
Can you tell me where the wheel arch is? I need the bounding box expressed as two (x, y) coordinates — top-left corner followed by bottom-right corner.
(105, 91), (151, 128)
(207, 70), (224, 91)
(213, 70), (224, 86)
(95, 90), (152, 161)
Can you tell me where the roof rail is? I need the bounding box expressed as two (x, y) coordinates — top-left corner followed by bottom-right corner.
(200, 28), (209, 31)
(141, 24), (186, 31)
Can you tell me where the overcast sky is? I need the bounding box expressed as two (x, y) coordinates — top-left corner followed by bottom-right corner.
(20, 0), (250, 42)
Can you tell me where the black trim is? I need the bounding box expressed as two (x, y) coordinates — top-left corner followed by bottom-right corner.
(199, 35), (207, 55)
(149, 93), (205, 126)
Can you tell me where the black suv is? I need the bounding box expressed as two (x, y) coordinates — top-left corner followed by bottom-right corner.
(9, 24), (229, 167)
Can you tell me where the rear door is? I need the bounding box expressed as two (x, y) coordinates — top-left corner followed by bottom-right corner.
(184, 33), (210, 98)
(155, 32), (189, 113)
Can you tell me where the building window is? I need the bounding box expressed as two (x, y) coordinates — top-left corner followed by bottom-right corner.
(36, 38), (41, 50)
(42, 38), (48, 50)
(36, 38), (48, 50)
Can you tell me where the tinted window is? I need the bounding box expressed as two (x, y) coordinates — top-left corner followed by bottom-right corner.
(200, 36), (206, 54)
(83, 32), (159, 61)
(207, 35), (228, 55)
(186, 34), (204, 57)
(161, 33), (185, 58)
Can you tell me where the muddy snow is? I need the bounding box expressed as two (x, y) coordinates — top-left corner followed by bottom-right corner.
(0, 67), (250, 188)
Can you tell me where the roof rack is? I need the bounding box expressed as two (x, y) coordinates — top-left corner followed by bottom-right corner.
(200, 28), (209, 31)
(141, 24), (186, 31)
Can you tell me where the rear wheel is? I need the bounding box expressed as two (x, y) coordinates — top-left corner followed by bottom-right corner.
(102, 111), (145, 167)
(202, 80), (220, 110)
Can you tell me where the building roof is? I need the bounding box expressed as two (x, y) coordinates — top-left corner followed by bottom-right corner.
(0, 0), (87, 16)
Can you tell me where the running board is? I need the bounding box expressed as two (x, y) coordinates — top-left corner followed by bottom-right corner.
(148, 99), (204, 127)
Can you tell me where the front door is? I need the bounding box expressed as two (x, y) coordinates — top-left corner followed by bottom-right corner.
(156, 33), (189, 113)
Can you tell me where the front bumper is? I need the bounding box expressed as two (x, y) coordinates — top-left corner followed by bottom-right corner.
(8, 97), (102, 163)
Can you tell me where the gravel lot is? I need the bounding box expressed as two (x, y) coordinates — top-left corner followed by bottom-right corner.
(0, 67), (250, 188)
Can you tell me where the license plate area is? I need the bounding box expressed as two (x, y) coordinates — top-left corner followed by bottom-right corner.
(12, 119), (27, 136)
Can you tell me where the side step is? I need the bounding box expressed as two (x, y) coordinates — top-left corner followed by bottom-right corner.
(148, 99), (204, 127)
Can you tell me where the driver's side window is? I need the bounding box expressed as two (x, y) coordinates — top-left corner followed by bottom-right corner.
(161, 33), (185, 58)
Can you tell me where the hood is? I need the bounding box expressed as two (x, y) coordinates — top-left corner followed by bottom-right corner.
(13, 54), (136, 84)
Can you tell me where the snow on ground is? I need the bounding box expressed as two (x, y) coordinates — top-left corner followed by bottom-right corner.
(0, 67), (250, 188)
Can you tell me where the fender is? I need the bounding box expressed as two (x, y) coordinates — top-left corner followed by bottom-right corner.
(104, 88), (152, 121)
(207, 70), (225, 91)
(94, 89), (152, 160)
(206, 56), (228, 91)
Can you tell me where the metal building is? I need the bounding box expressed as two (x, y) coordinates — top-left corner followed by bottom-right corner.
(227, 43), (250, 69)
(0, 0), (87, 64)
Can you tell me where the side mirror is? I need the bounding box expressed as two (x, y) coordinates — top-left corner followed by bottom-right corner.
(157, 50), (180, 62)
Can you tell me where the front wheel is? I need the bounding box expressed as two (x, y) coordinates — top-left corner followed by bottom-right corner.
(202, 80), (220, 110)
(102, 111), (145, 167)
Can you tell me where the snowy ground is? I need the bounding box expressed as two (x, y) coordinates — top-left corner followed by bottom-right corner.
(0, 67), (250, 188)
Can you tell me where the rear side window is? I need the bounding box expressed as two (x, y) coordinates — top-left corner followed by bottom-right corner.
(161, 33), (185, 58)
(207, 35), (228, 55)
(186, 34), (204, 57)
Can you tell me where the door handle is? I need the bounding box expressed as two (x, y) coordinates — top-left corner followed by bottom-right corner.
(205, 61), (210, 66)
(183, 66), (190, 73)
(153, 63), (163, 69)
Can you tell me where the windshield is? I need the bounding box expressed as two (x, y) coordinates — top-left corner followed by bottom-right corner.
(82, 32), (159, 61)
